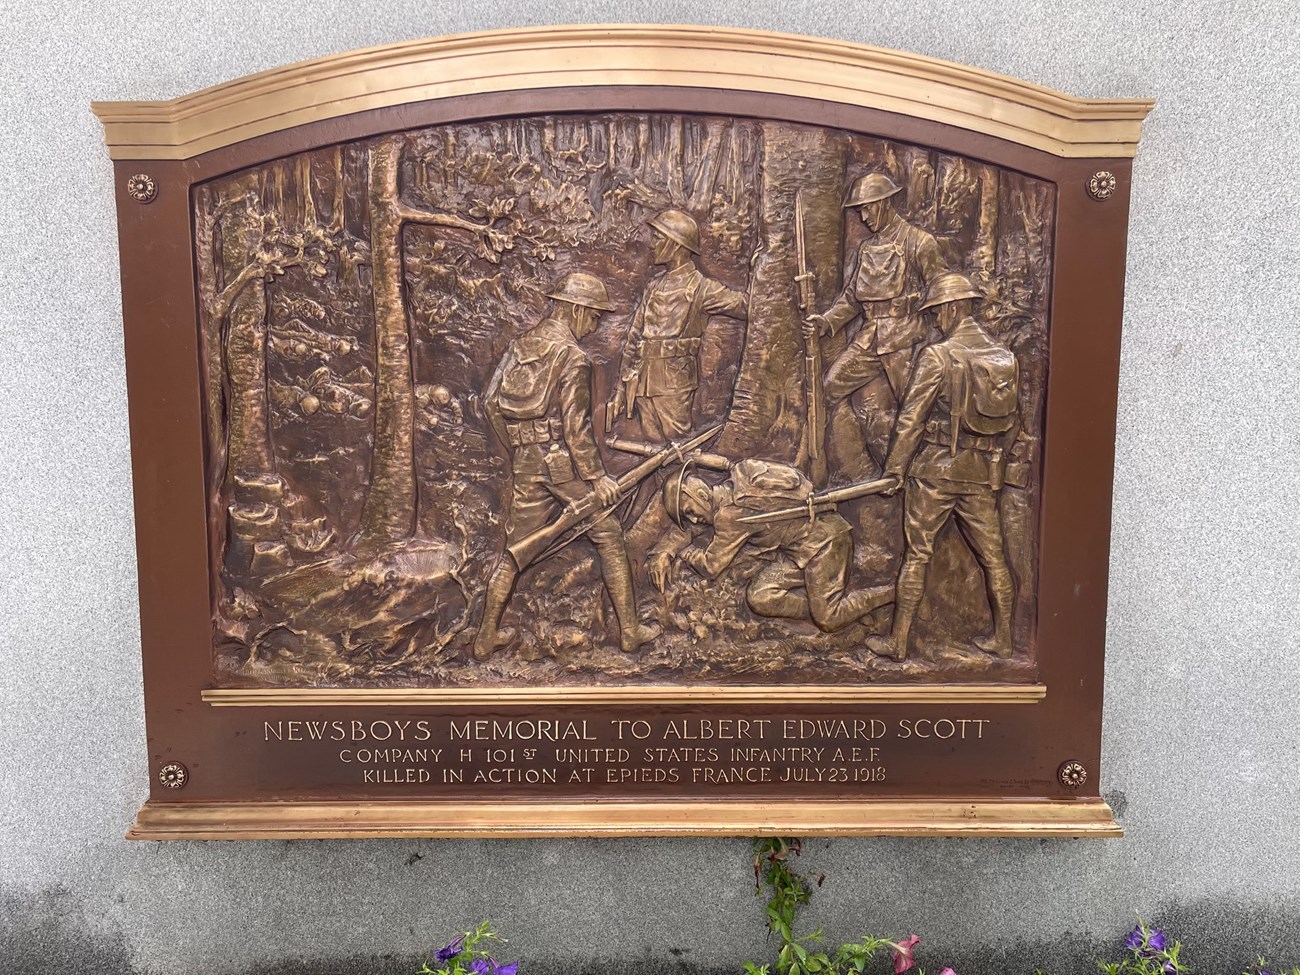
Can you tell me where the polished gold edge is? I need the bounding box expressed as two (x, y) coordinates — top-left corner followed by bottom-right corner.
(201, 683), (1047, 706)
(128, 798), (1121, 839)
(91, 24), (1154, 160)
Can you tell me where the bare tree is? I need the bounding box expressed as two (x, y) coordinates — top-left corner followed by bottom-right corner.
(354, 136), (507, 555)
(201, 176), (335, 500)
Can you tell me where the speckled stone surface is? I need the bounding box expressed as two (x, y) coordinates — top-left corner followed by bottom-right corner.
(1, 3), (1298, 973)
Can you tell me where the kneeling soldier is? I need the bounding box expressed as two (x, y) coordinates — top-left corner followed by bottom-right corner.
(867, 271), (1020, 662)
(475, 272), (661, 659)
(654, 459), (892, 632)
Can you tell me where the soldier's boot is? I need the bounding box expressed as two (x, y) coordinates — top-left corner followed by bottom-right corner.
(865, 562), (924, 661)
(595, 534), (661, 653)
(472, 562), (519, 661)
(811, 585), (895, 632)
(974, 566), (1015, 659)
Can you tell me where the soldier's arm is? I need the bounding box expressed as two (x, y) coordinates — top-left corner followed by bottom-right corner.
(914, 230), (946, 282)
(820, 252), (862, 334)
(559, 352), (606, 482)
(482, 355), (511, 450)
(681, 508), (753, 579)
(619, 293), (649, 381)
(649, 524), (694, 561)
(699, 276), (748, 319)
(884, 348), (944, 477)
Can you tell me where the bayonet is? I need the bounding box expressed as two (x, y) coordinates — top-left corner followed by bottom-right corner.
(736, 476), (897, 525)
(794, 190), (828, 487)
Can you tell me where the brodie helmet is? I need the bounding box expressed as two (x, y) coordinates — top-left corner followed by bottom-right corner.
(843, 172), (902, 208)
(546, 272), (616, 312)
(919, 271), (983, 311)
(647, 208), (701, 254)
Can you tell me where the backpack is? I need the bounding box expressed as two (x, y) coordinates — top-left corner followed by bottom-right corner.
(947, 340), (1019, 436)
(494, 333), (565, 421)
(730, 459), (812, 511)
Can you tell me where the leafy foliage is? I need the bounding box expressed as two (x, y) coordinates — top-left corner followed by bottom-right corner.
(1092, 921), (1190, 975)
(1242, 960), (1300, 975)
(745, 838), (925, 975)
(420, 921), (518, 975)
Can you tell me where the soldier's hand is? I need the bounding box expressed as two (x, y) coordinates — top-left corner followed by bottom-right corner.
(803, 314), (830, 340)
(880, 473), (904, 496)
(648, 551), (673, 592)
(607, 386), (626, 420)
(592, 475), (621, 507)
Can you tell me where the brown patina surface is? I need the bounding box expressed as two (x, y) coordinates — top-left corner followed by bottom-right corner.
(102, 66), (1140, 832)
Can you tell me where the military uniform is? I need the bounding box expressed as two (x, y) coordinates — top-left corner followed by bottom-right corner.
(475, 272), (658, 659)
(821, 209), (946, 471)
(620, 263), (746, 442)
(878, 313), (1018, 658)
(660, 460), (891, 633)
(485, 318), (621, 551)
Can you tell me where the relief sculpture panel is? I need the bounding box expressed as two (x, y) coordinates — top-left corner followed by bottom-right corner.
(197, 112), (1054, 691)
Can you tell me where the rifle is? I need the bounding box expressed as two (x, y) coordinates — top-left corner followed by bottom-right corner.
(507, 423), (724, 568)
(605, 435), (733, 472)
(736, 476), (898, 526)
(794, 190), (828, 487)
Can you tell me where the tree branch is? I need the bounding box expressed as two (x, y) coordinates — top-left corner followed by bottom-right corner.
(210, 262), (266, 323)
(396, 204), (493, 237)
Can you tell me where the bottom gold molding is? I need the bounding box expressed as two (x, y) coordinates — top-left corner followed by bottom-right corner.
(129, 798), (1121, 840)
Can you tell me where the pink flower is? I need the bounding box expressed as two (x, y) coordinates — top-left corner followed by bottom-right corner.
(939, 969), (957, 975)
(892, 935), (921, 974)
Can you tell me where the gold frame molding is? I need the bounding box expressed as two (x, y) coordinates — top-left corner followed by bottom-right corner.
(202, 684), (1047, 706)
(91, 24), (1153, 161)
(130, 798), (1121, 840)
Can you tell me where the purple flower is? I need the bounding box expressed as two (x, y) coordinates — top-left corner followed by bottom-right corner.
(435, 937), (466, 963)
(469, 961), (491, 975)
(495, 963), (519, 975)
(1124, 925), (1168, 957)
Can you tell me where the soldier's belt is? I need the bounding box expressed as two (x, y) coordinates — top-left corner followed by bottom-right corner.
(641, 337), (703, 357)
(860, 296), (913, 319)
(505, 417), (564, 447)
(923, 421), (998, 451)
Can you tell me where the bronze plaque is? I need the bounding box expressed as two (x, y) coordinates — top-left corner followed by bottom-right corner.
(94, 25), (1153, 838)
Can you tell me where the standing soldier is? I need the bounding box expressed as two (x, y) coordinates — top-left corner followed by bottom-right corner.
(651, 459), (893, 633)
(805, 172), (946, 478)
(610, 209), (748, 442)
(866, 272), (1020, 662)
(475, 272), (661, 660)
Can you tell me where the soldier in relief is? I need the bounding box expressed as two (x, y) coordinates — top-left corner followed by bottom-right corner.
(610, 209), (748, 442)
(650, 459), (893, 633)
(806, 172), (946, 478)
(474, 272), (662, 659)
(867, 272), (1020, 662)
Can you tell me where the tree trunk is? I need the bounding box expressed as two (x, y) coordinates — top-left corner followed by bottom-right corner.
(194, 186), (225, 483)
(973, 163), (999, 286)
(718, 126), (847, 465)
(221, 194), (274, 487)
(356, 138), (418, 554)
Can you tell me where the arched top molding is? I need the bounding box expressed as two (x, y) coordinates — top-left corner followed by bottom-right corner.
(92, 24), (1154, 161)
